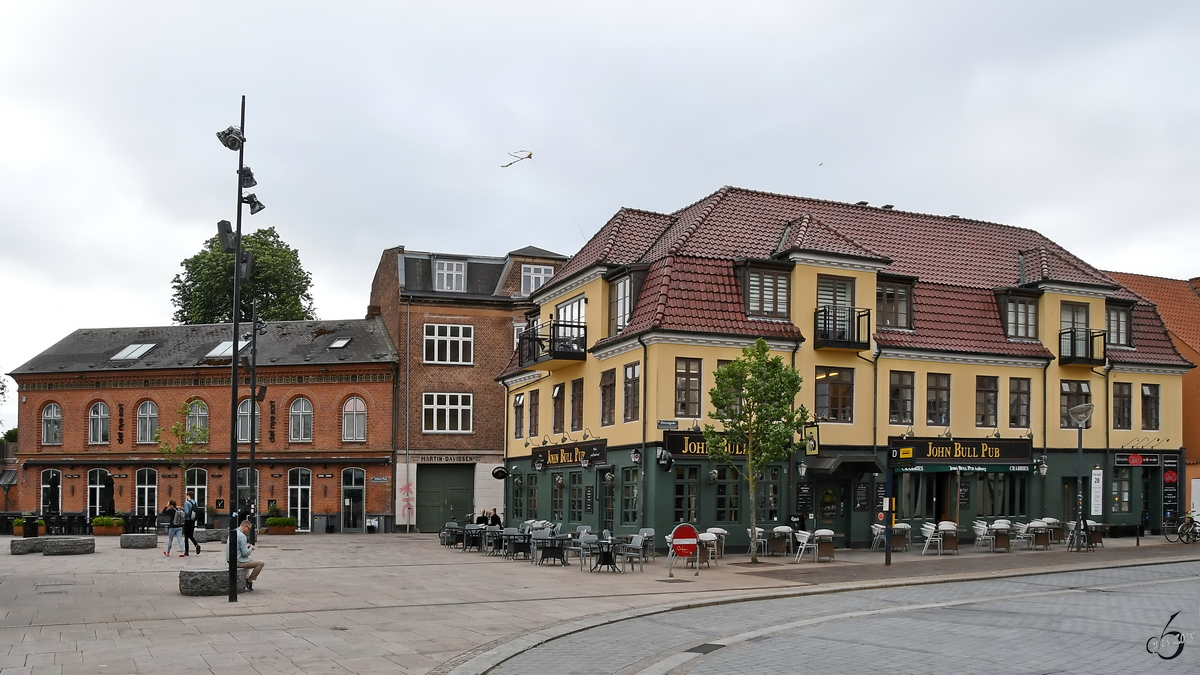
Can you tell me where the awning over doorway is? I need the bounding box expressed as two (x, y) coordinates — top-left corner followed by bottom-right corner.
(0, 470), (17, 487)
(808, 455), (886, 474)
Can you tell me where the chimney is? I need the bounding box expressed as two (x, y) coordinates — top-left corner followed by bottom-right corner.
(365, 305), (381, 320)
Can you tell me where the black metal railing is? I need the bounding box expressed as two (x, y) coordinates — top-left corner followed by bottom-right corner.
(518, 320), (588, 368)
(1059, 328), (1106, 366)
(813, 306), (872, 350)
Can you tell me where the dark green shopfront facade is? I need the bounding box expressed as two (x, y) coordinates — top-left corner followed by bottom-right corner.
(503, 431), (1184, 551)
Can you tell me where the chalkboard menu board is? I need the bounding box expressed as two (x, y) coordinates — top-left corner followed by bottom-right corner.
(853, 482), (870, 512)
(958, 480), (971, 507)
(1163, 453), (1180, 522)
(874, 482), (887, 512)
(796, 483), (813, 515)
(584, 485), (595, 514)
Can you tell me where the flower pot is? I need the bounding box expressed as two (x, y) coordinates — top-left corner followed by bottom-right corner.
(92, 526), (123, 536)
(267, 525), (296, 535)
(15, 525), (44, 537)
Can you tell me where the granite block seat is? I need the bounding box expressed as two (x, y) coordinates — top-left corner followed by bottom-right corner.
(10, 538), (46, 555)
(42, 537), (96, 555)
(179, 568), (247, 596)
(120, 533), (158, 549)
(193, 529), (228, 544)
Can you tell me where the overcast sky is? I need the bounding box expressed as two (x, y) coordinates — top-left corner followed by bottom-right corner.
(2, 2), (1199, 430)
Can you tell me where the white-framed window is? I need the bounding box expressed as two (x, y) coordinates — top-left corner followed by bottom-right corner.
(1107, 306), (1131, 347)
(423, 393), (473, 433)
(237, 399), (260, 442)
(609, 276), (632, 336)
(135, 468), (158, 516)
(41, 403), (62, 445)
(290, 398), (313, 442)
(343, 397), (366, 441)
(522, 264), (554, 295)
(89, 402), (110, 444)
(186, 400), (208, 440)
(557, 295), (586, 325)
(136, 401), (158, 444)
(435, 259), (466, 291)
(424, 324), (474, 364)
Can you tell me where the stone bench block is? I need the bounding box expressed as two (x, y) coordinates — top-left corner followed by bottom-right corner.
(120, 533), (158, 549)
(193, 529), (228, 544)
(179, 568), (247, 596)
(42, 537), (96, 555)
(10, 538), (46, 555)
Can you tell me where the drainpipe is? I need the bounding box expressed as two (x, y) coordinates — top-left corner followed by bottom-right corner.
(791, 340), (801, 533)
(1042, 359), (1051, 516)
(638, 334), (649, 530)
(502, 380), (510, 524)
(405, 295), (413, 532)
(390, 358), (399, 533)
(1096, 362), (1113, 526)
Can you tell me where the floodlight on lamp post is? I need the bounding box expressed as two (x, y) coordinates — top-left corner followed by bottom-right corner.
(216, 95), (266, 602)
(1068, 402), (1094, 552)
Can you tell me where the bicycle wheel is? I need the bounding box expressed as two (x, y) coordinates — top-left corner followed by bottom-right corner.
(1165, 521), (1180, 543)
(1184, 525), (1198, 544)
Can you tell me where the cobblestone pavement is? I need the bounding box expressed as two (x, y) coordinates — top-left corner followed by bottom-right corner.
(484, 561), (1200, 675)
(2, 532), (1198, 674)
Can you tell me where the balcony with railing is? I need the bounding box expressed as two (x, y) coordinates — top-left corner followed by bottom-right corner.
(1058, 328), (1106, 366)
(813, 306), (871, 351)
(517, 320), (588, 370)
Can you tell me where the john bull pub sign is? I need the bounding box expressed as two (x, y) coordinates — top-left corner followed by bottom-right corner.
(665, 431), (747, 458)
(888, 437), (1033, 473)
(531, 440), (607, 469)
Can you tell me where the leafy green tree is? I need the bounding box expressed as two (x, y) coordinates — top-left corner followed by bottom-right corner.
(703, 338), (809, 563)
(3, 428), (15, 442)
(171, 226), (316, 324)
(156, 399), (209, 496)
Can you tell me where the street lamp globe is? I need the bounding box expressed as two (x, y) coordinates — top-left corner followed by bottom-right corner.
(1068, 403), (1094, 426)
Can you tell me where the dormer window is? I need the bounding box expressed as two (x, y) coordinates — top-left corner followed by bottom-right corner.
(1106, 305), (1131, 347)
(747, 268), (789, 318)
(876, 281), (911, 328)
(522, 265), (554, 295)
(1005, 296), (1038, 339)
(609, 277), (632, 336)
(111, 343), (156, 360)
(435, 260), (466, 291)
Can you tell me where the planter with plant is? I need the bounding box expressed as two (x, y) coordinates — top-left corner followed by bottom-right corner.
(92, 516), (125, 536)
(265, 516), (297, 535)
(13, 517), (46, 537)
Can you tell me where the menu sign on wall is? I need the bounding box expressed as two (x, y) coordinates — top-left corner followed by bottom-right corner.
(958, 480), (971, 508)
(853, 482), (870, 512)
(1163, 453), (1180, 521)
(1115, 453), (1161, 467)
(584, 485), (595, 514)
(1090, 469), (1104, 517)
(874, 482), (887, 512)
(796, 483), (813, 515)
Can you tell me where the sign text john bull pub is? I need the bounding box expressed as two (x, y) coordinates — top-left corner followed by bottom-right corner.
(531, 440), (608, 468)
(888, 437), (1033, 473)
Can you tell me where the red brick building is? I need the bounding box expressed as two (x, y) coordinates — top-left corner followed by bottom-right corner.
(6, 319), (397, 532)
(369, 245), (567, 531)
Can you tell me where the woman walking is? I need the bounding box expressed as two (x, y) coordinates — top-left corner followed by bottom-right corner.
(162, 500), (185, 557)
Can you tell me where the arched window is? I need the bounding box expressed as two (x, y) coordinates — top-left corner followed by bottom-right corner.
(342, 397), (366, 441)
(41, 404), (62, 445)
(89, 402), (110, 444)
(237, 400), (260, 443)
(135, 468), (158, 515)
(41, 469), (61, 514)
(290, 398), (313, 442)
(136, 401), (158, 444)
(186, 400), (209, 440)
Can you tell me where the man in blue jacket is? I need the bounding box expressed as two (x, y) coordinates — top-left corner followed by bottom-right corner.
(227, 520), (265, 591)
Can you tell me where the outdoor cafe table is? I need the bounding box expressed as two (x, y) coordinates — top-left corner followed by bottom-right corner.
(1027, 522), (1051, 550)
(503, 532), (531, 560)
(590, 539), (623, 573)
(535, 534), (571, 566)
(989, 526), (1011, 552)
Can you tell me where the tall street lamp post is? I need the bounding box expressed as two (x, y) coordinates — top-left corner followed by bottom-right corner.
(1068, 402), (1094, 552)
(215, 95), (266, 601)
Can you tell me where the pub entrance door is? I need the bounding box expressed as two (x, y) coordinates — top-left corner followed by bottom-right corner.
(814, 480), (848, 536)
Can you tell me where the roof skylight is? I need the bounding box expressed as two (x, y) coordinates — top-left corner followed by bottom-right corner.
(111, 343), (156, 360)
(205, 340), (249, 359)
(330, 337), (352, 349)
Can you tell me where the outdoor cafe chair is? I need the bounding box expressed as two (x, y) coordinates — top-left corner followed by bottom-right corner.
(771, 525), (794, 556)
(973, 523), (995, 552)
(619, 534), (647, 573)
(705, 527), (726, 558)
(638, 528), (657, 559)
(699, 532), (718, 566)
(793, 530), (816, 563)
(568, 533), (598, 567)
(747, 527), (767, 556)
(870, 524), (886, 550)
(921, 522), (942, 555)
(462, 524), (484, 552)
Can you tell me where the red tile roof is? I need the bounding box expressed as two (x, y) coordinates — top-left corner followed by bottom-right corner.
(1106, 272), (1200, 356)
(527, 186), (1189, 368)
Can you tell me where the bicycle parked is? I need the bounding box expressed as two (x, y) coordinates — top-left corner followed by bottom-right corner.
(1163, 511), (1198, 543)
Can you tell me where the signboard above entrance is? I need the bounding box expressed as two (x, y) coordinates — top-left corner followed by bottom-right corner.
(665, 431), (745, 457)
(888, 437), (1032, 469)
(531, 440), (607, 469)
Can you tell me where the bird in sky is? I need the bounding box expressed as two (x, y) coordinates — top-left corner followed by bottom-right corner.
(501, 150), (533, 168)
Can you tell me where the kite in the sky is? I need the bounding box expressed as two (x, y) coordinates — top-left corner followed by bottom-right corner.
(501, 150), (532, 168)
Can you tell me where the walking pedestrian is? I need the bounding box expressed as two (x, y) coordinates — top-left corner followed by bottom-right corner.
(162, 500), (185, 557)
(182, 491), (201, 556)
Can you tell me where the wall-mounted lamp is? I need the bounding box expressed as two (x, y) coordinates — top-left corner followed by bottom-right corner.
(690, 422), (701, 432)
(541, 435), (551, 447)
(582, 428), (594, 441)
(901, 427), (915, 440)
(796, 460), (808, 478)
(990, 428), (1001, 439)
(708, 469), (718, 485)
(1024, 430), (1035, 441)
(524, 439), (532, 448)
(560, 433), (575, 444)
(938, 429), (953, 440)
(1036, 454), (1049, 477)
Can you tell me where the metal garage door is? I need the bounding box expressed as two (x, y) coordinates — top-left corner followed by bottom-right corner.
(416, 464), (474, 532)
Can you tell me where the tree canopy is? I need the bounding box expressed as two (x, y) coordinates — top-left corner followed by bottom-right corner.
(171, 226), (316, 324)
(703, 338), (809, 563)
